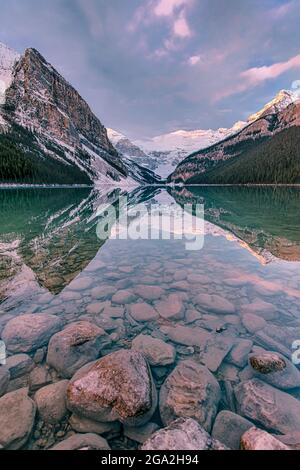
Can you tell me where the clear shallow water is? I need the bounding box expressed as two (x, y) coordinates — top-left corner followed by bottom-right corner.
(0, 186), (300, 449)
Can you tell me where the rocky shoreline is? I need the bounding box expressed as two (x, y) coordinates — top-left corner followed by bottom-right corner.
(1, 306), (300, 450)
(1, 245), (300, 451)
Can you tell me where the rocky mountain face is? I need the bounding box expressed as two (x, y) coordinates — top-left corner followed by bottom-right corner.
(0, 43), (159, 185)
(169, 92), (300, 184)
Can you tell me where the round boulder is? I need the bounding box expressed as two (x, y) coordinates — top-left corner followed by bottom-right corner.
(35, 380), (69, 424)
(67, 349), (157, 426)
(47, 321), (109, 378)
(1, 314), (63, 354)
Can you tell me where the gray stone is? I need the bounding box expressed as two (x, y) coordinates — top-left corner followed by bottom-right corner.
(161, 325), (211, 348)
(241, 427), (290, 450)
(134, 285), (165, 301)
(69, 413), (121, 435)
(47, 321), (108, 379)
(6, 354), (34, 379)
(50, 433), (110, 450)
(0, 388), (36, 449)
(1, 314), (63, 354)
(142, 418), (227, 451)
(199, 336), (235, 372)
(0, 365), (10, 397)
(195, 294), (236, 315)
(129, 303), (159, 322)
(159, 360), (221, 432)
(111, 290), (136, 305)
(235, 379), (300, 434)
(60, 291), (82, 301)
(212, 411), (253, 450)
(67, 350), (157, 426)
(155, 294), (184, 320)
(132, 334), (176, 366)
(124, 422), (160, 444)
(69, 276), (93, 291)
(227, 339), (253, 368)
(242, 313), (267, 334)
(29, 365), (52, 392)
(249, 351), (300, 390)
(276, 432), (300, 450)
(240, 300), (277, 321)
(35, 380), (69, 424)
(90, 285), (115, 300)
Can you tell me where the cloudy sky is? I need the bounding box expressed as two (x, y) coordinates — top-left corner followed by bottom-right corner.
(1, 0), (300, 139)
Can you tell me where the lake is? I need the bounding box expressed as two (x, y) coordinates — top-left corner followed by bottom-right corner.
(1, 186), (300, 450)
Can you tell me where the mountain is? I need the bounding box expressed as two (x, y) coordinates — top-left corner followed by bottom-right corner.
(0, 43), (158, 186)
(169, 90), (300, 184)
(108, 121), (246, 178)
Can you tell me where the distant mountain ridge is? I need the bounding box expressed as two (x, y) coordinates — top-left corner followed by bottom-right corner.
(109, 89), (298, 179)
(0, 43), (159, 185)
(169, 91), (300, 184)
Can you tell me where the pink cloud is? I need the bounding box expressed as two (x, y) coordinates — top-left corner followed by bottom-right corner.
(241, 54), (300, 85)
(214, 54), (300, 102)
(173, 10), (191, 37)
(154, 0), (192, 17)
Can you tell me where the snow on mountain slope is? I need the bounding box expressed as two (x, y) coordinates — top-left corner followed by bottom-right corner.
(0, 44), (158, 185)
(135, 121), (246, 154)
(108, 121), (247, 178)
(109, 89), (298, 179)
(0, 42), (20, 104)
(247, 90), (298, 123)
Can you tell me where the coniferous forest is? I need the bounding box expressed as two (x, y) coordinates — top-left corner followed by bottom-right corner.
(188, 126), (300, 185)
(0, 125), (92, 185)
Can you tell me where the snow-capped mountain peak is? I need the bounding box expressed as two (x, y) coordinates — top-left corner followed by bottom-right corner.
(247, 89), (298, 123)
(0, 42), (20, 103)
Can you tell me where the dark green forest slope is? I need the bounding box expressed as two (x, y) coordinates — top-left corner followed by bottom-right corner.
(0, 125), (92, 185)
(188, 126), (300, 185)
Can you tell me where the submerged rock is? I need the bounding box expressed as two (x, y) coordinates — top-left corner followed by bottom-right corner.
(111, 290), (136, 305)
(6, 354), (34, 379)
(129, 303), (159, 322)
(35, 380), (69, 424)
(124, 422), (160, 444)
(132, 334), (176, 366)
(47, 321), (108, 379)
(0, 387), (36, 449)
(159, 360), (221, 432)
(248, 351), (300, 390)
(50, 433), (110, 450)
(69, 413), (121, 435)
(1, 314), (63, 354)
(195, 294), (236, 315)
(240, 300), (277, 321)
(0, 365), (10, 397)
(160, 325), (211, 348)
(227, 339), (253, 368)
(199, 335), (235, 372)
(235, 379), (300, 434)
(142, 418), (227, 451)
(134, 285), (165, 301)
(155, 294), (184, 320)
(67, 350), (157, 426)
(240, 427), (290, 450)
(212, 411), (253, 450)
(241, 313), (267, 334)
